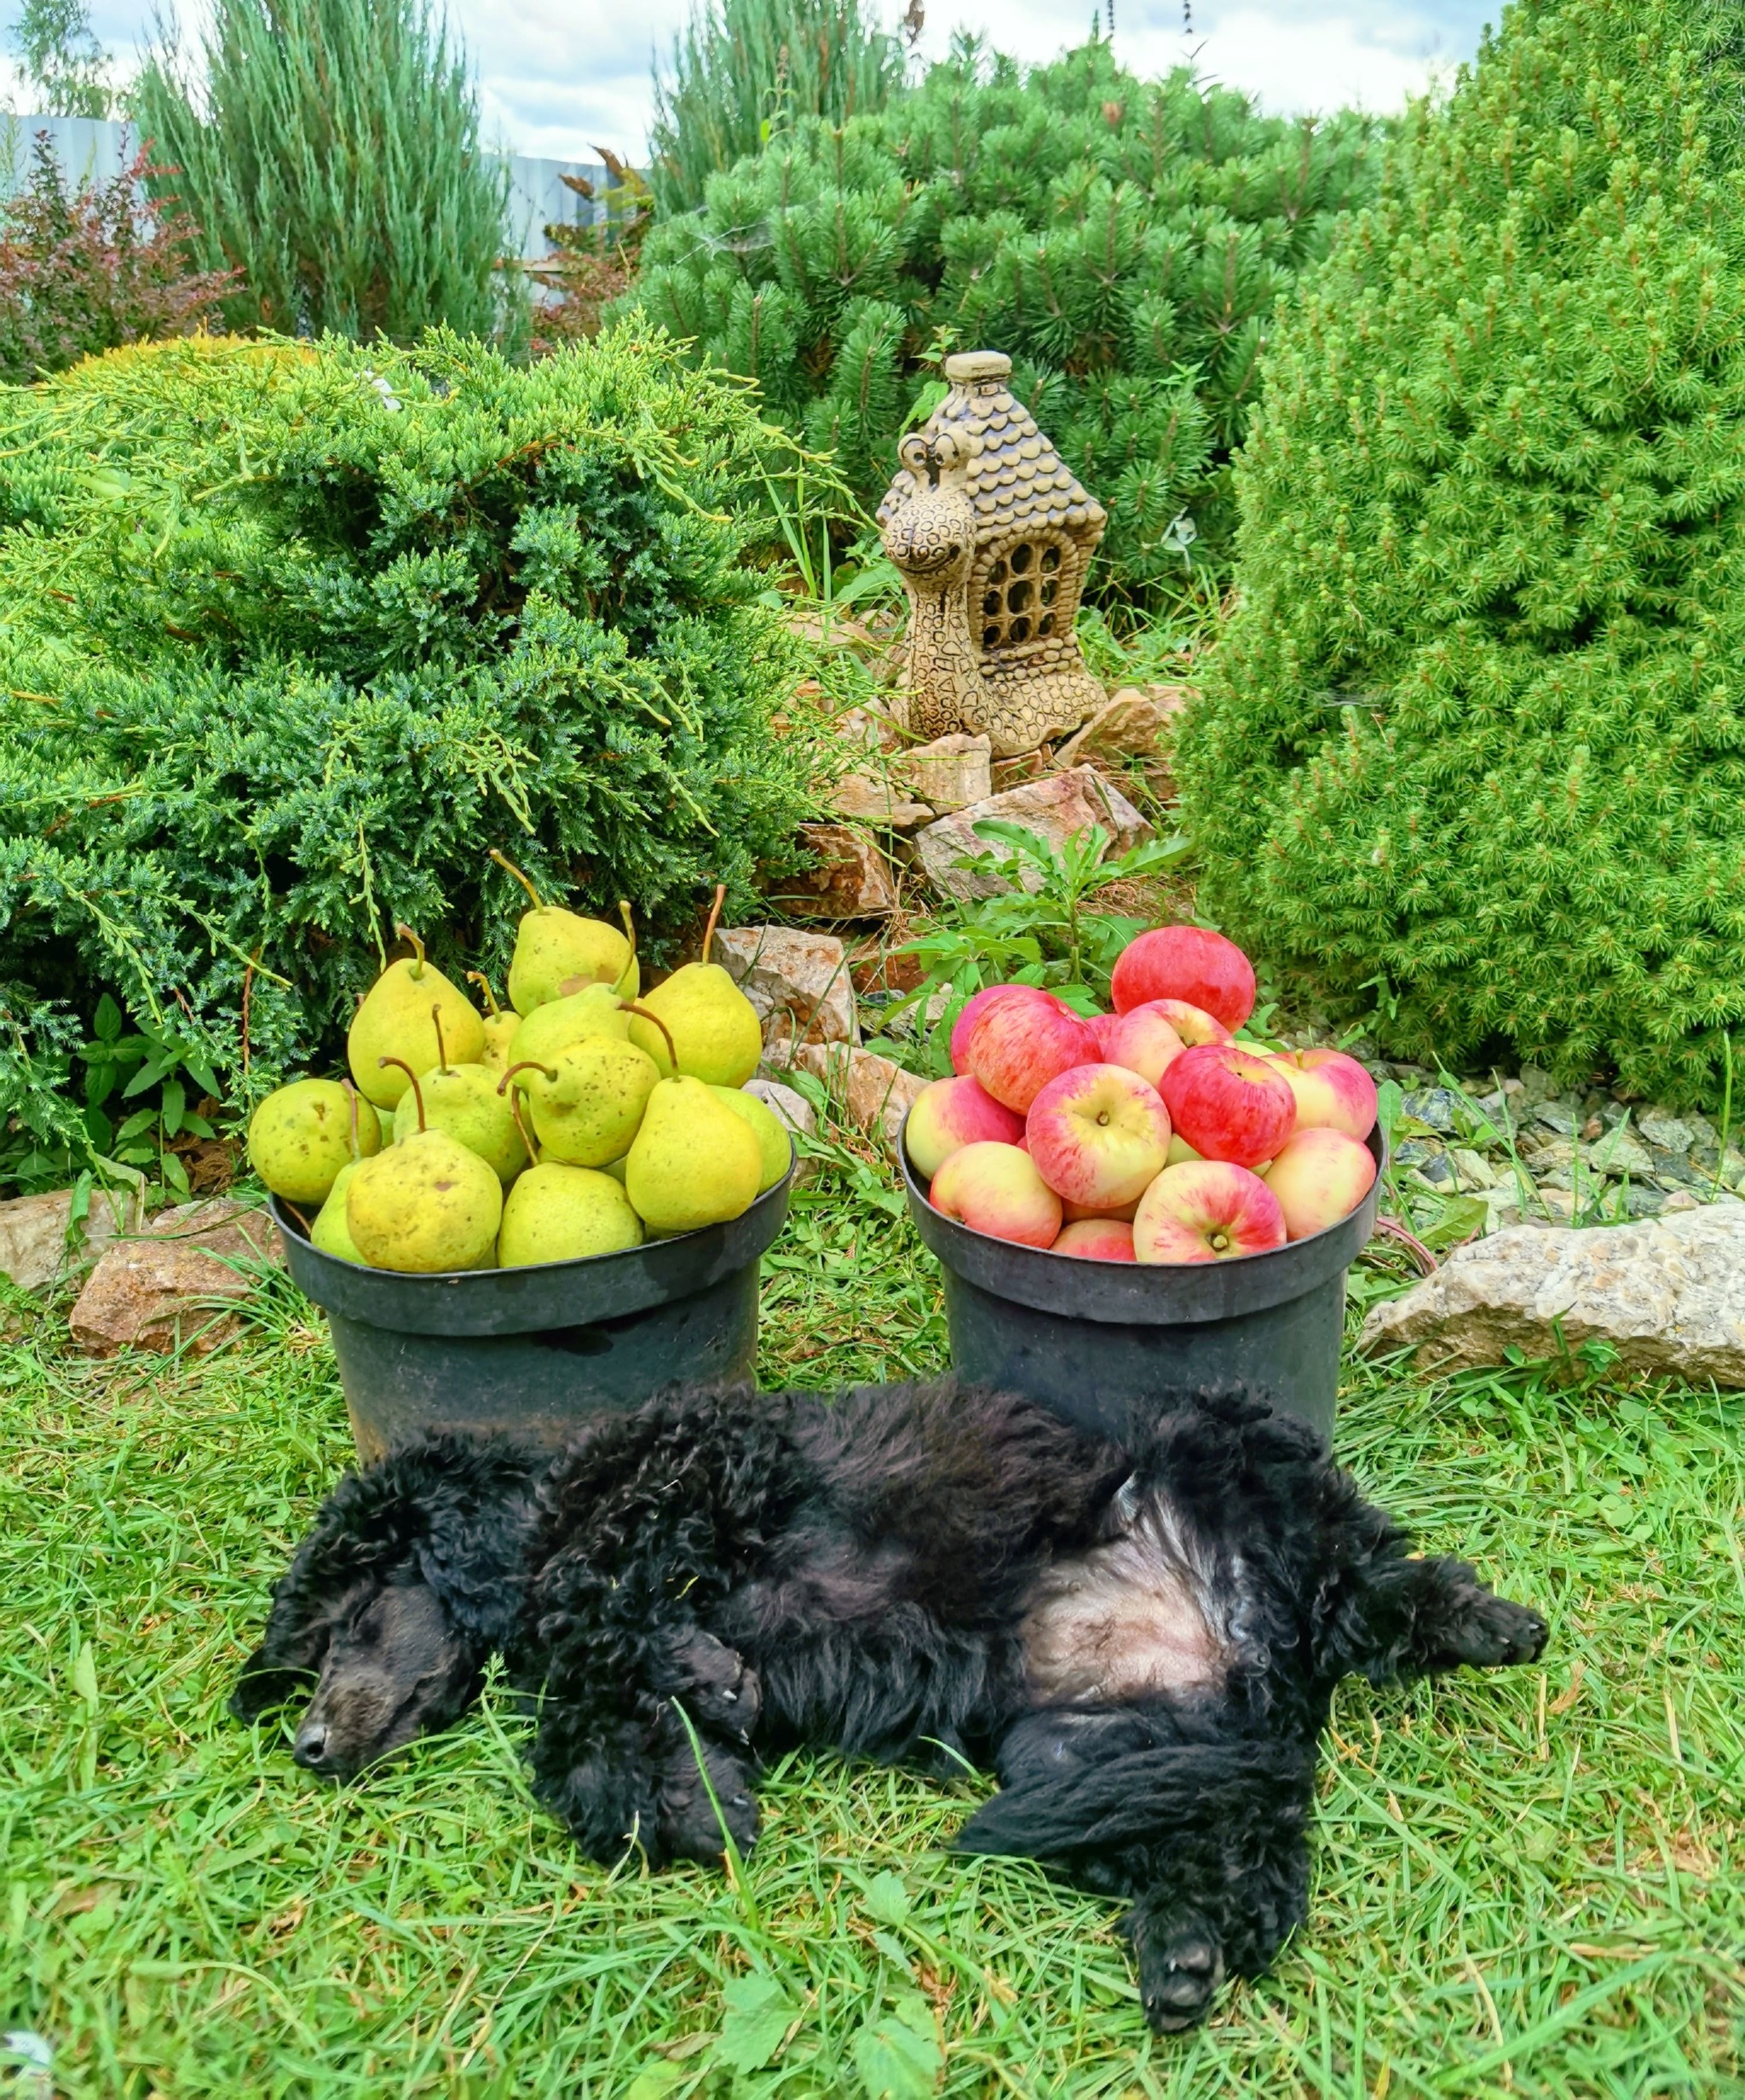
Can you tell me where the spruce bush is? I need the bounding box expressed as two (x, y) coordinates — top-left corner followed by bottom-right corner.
(629, 37), (1376, 605)
(1177, 0), (1745, 1106)
(0, 331), (816, 1155)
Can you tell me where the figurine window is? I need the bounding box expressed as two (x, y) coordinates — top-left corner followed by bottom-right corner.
(979, 538), (1068, 653)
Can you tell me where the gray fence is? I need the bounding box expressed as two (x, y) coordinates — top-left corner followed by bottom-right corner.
(0, 112), (608, 259)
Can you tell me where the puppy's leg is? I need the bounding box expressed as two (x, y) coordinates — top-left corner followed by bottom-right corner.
(1314, 1553), (1548, 1686)
(657, 1735), (760, 1867)
(662, 1628), (761, 1743)
(957, 1705), (1316, 2034)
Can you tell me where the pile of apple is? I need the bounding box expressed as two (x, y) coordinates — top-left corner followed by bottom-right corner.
(905, 927), (1379, 1263)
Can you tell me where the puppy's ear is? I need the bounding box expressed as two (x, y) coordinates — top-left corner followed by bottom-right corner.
(228, 1535), (352, 1720)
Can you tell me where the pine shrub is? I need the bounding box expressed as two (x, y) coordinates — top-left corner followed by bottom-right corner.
(630, 37), (1376, 602)
(1177, 0), (1745, 1105)
(0, 331), (817, 1145)
(131, 0), (515, 343)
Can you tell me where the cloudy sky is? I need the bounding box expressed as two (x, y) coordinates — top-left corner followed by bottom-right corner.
(37, 0), (1498, 165)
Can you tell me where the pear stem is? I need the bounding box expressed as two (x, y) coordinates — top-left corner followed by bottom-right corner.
(612, 899), (637, 998)
(508, 1090), (540, 1165)
(466, 969), (501, 1018)
(283, 1200), (313, 1234)
(431, 1004), (451, 1074)
(395, 923), (426, 978)
(701, 883), (726, 964)
(497, 1061), (557, 1095)
(380, 1056), (426, 1131)
(623, 1003), (678, 1072)
(490, 849), (544, 910)
(340, 1077), (363, 1161)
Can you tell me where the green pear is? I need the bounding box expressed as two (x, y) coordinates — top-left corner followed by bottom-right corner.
(505, 982), (632, 1086)
(310, 1159), (366, 1263)
(498, 1162), (645, 1267)
(346, 1066), (502, 1271)
(630, 964), (762, 1087)
(392, 1060), (528, 1185)
(492, 851), (637, 1010)
(625, 1074), (762, 1235)
(505, 1036), (660, 1168)
(248, 1078), (381, 1205)
(348, 927), (485, 1108)
(467, 971), (522, 1076)
(711, 1085), (792, 1194)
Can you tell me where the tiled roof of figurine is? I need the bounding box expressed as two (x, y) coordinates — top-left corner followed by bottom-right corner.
(876, 351), (1107, 538)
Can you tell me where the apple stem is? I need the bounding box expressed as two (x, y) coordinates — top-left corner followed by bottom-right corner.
(701, 882), (725, 964)
(623, 1003), (677, 1072)
(497, 1060), (556, 1096)
(379, 1056), (426, 1132)
(489, 848), (544, 910)
(394, 923), (425, 978)
(465, 969), (501, 1018)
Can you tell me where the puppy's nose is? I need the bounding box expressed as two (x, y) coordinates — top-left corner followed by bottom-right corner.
(293, 1722), (331, 1770)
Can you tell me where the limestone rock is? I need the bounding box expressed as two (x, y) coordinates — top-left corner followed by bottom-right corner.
(780, 1043), (929, 1159)
(1056, 684), (1191, 770)
(1358, 1205), (1745, 1387)
(829, 773), (935, 829)
(769, 824), (898, 919)
(893, 733), (993, 813)
(717, 926), (860, 1056)
(69, 1199), (283, 1357)
(0, 1188), (138, 1293)
(915, 766), (1152, 900)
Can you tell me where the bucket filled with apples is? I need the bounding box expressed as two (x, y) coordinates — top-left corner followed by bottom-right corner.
(898, 926), (1385, 1441)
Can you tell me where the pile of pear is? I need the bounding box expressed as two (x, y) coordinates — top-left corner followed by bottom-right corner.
(246, 877), (788, 1275)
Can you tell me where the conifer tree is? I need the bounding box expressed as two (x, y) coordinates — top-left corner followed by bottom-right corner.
(630, 37), (1375, 602)
(1178, 0), (1745, 1104)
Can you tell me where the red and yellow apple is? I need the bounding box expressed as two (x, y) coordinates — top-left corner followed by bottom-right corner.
(964, 988), (1101, 1113)
(905, 1074), (1025, 1177)
(1263, 1128), (1377, 1240)
(1062, 1192), (1140, 1223)
(1143, 998), (1232, 1049)
(1159, 1044), (1296, 1169)
(929, 1141), (1063, 1247)
(950, 985), (1028, 1073)
(1099, 1004), (1189, 1089)
(1271, 1049), (1379, 1142)
(1132, 1160), (1286, 1264)
(1026, 1063), (1173, 1210)
(1111, 927), (1257, 1032)
(1054, 1217), (1137, 1261)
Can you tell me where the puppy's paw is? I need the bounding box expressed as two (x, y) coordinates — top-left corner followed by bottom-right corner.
(658, 1744), (760, 1868)
(668, 1631), (762, 1741)
(1442, 1586), (1548, 1669)
(1126, 1906), (1226, 2034)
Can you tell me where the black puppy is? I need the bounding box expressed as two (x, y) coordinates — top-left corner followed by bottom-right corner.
(229, 1431), (544, 1778)
(515, 1379), (1546, 2032)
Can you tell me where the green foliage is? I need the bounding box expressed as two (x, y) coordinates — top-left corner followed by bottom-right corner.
(1178, 0), (1745, 1108)
(5, 0), (111, 118)
(130, 0), (515, 343)
(631, 36), (1377, 604)
(648, 0), (907, 220)
(0, 331), (820, 1189)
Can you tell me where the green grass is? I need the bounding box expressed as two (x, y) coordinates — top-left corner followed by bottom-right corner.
(1, 1141), (1742, 2097)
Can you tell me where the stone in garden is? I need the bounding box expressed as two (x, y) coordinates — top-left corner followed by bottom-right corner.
(717, 927), (860, 1056)
(1584, 1125), (1653, 1179)
(829, 774), (935, 829)
(0, 1188), (138, 1294)
(69, 1199), (282, 1358)
(784, 1043), (929, 1160)
(769, 823), (898, 919)
(1055, 684), (1190, 770)
(1450, 1148), (1497, 1191)
(878, 350), (1107, 755)
(1359, 1205), (1745, 1387)
(1638, 1110), (1695, 1154)
(893, 732), (993, 813)
(1402, 1087), (1461, 1133)
(1532, 1100), (1578, 1136)
(914, 766), (1151, 901)
(1518, 1064), (1560, 1102)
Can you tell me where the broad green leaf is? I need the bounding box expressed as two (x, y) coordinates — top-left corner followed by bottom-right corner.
(850, 1994), (942, 2099)
(861, 1872), (911, 1928)
(716, 1971), (797, 2074)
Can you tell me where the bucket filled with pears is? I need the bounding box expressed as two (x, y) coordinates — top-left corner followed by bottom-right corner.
(249, 867), (795, 1458)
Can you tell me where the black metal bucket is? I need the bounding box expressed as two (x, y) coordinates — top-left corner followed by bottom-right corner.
(900, 1125), (1385, 1445)
(270, 1156), (794, 1460)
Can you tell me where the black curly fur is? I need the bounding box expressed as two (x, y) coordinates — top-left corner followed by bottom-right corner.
(515, 1378), (1547, 2032)
(229, 1430), (546, 1776)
